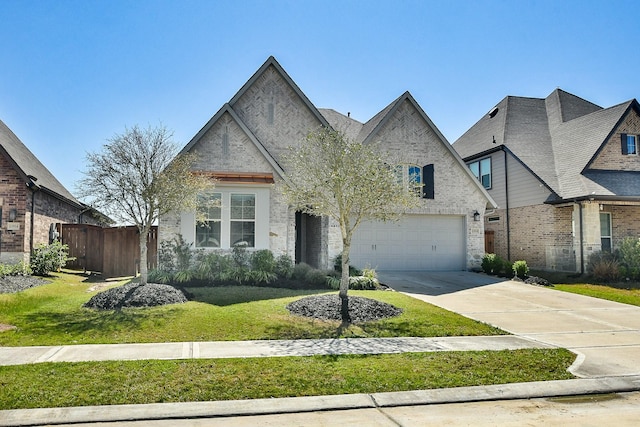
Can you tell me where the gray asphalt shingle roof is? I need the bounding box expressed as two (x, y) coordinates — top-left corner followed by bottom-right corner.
(0, 119), (81, 206)
(453, 88), (638, 201)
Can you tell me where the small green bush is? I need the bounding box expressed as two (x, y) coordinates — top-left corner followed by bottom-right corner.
(512, 260), (529, 279)
(251, 250), (275, 273)
(0, 261), (32, 277)
(274, 254), (294, 279)
(30, 241), (72, 276)
(618, 237), (640, 280)
(231, 244), (250, 268)
(481, 253), (501, 275)
(588, 251), (621, 282)
(333, 253), (362, 276)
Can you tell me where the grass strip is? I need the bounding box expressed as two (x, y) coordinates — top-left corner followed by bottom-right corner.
(553, 283), (640, 306)
(0, 349), (575, 410)
(0, 273), (503, 346)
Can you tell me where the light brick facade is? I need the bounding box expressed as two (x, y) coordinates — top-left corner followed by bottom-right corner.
(160, 57), (493, 271)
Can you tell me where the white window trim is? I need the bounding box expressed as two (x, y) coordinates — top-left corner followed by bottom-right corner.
(183, 186), (270, 250)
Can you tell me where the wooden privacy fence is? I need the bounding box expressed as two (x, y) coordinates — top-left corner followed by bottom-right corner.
(58, 224), (157, 278)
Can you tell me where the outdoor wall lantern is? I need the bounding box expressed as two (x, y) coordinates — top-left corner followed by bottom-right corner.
(9, 209), (17, 221)
(473, 210), (480, 221)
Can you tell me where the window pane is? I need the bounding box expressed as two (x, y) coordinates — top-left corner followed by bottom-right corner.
(599, 213), (611, 237)
(198, 193), (221, 220)
(628, 135), (637, 155)
(196, 221), (221, 248)
(480, 158), (491, 188)
(231, 221), (255, 247)
(230, 194), (255, 219)
(481, 174), (491, 189)
(408, 166), (421, 185)
(469, 162), (479, 179)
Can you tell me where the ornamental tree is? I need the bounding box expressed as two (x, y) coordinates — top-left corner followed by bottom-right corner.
(281, 128), (420, 321)
(77, 125), (213, 285)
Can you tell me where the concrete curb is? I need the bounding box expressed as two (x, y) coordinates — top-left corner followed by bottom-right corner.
(3, 375), (640, 426)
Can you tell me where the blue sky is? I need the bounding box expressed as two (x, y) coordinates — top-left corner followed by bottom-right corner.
(1, 0), (639, 194)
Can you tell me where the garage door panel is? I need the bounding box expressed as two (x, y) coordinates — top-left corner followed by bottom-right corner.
(350, 215), (465, 271)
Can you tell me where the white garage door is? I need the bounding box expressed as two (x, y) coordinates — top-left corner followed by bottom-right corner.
(350, 215), (466, 271)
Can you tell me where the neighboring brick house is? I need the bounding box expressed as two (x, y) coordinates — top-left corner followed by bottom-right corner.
(160, 56), (495, 271)
(453, 89), (640, 273)
(0, 119), (107, 264)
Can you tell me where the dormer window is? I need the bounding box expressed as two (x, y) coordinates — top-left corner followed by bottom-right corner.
(621, 133), (638, 155)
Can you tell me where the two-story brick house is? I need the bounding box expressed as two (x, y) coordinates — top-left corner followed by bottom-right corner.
(0, 119), (107, 264)
(453, 89), (640, 273)
(160, 56), (495, 271)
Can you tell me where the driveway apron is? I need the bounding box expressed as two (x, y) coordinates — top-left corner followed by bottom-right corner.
(378, 271), (640, 378)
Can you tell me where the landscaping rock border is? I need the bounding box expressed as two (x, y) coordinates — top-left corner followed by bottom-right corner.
(84, 282), (188, 310)
(287, 294), (403, 323)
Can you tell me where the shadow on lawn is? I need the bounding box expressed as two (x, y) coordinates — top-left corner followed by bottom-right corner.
(17, 307), (180, 341)
(185, 285), (332, 306)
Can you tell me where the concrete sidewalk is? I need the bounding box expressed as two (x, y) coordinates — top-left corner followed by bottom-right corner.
(0, 336), (551, 366)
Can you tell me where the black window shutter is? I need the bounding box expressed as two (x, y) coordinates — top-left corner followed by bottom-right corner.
(622, 133), (629, 155)
(422, 164), (434, 199)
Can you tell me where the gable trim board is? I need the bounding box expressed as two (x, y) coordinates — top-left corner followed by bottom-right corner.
(162, 56), (495, 271)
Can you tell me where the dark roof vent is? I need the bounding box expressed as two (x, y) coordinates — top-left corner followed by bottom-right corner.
(488, 107), (499, 118)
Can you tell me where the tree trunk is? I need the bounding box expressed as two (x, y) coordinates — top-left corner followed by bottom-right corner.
(340, 243), (351, 323)
(139, 229), (149, 285)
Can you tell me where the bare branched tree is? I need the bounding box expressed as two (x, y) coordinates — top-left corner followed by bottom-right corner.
(281, 128), (420, 322)
(77, 125), (213, 285)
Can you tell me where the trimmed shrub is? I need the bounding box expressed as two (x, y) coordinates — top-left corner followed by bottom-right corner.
(587, 251), (621, 282)
(0, 261), (32, 277)
(512, 260), (529, 279)
(618, 237), (640, 280)
(274, 254), (294, 279)
(333, 253), (362, 276)
(481, 253), (502, 275)
(251, 250), (276, 274)
(30, 241), (72, 276)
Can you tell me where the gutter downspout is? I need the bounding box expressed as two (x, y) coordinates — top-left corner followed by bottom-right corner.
(503, 148), (511, 261)
(578, 201), (584, 275)
(28, 183), (40, 256)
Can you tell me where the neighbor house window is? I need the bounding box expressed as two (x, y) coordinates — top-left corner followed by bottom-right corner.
(196, 193), (222, 248)
(469, 158), (492, 189)
(621, 133), (638, 155)
(600, 212), (612, 252)
(230, 194), (255, 247)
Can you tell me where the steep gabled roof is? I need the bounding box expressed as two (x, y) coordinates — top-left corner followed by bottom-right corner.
(550, 100), (631, 198)
(453, 88), (637, 201)
(318, 108), (363, 141)
(0, 119), (82, 207)
(229, 56), (331, 128)
(321, 92), (496, 208)
(179, 103), (285, 177)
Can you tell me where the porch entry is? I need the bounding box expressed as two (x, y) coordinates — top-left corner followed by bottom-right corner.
(295, 212), (323, 269)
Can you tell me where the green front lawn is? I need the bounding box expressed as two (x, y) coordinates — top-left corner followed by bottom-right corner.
(0, 349), (576, 410)
(553, 283), (640, 306)
(0, 271), (504, 346)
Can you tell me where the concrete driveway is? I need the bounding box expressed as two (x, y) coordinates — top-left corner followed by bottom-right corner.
(378, 271), (640, 378)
